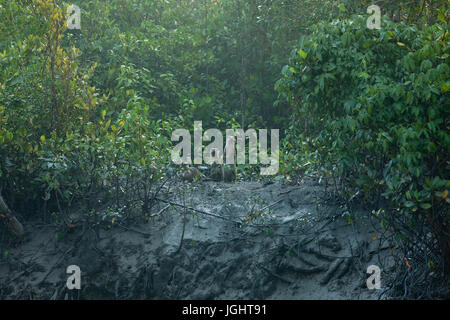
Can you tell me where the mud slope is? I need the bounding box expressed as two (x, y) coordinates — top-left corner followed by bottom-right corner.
(0, 179), (394, 299)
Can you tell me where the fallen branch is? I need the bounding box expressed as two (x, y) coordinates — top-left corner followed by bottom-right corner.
(278, 187), (303, 196)
(149, 204), (170, 218)
(259, 199), (283, 211)
(155, 197), (240, 224)
(117, 205), (171, 236)
(117, 223), (152, 236)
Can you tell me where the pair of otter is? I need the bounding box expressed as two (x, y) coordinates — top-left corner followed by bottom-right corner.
(182, 139), (237, 182)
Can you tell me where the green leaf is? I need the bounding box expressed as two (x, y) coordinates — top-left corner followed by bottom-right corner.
(438, 12), (447, 25)
(337, 3), (346, 13)
(420, 203), (432, 210)
(404, 201), (415, 208)
(299, 49), (308, 60)
(441, 81), (450, 93)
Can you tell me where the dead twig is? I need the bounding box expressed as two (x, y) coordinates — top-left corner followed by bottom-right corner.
(155, 197), (240, 224)
(278, 187), (303, 196)
(117, 223), (152, 236)
(260, 199), (283, 211)
(149, 204), (170, 218)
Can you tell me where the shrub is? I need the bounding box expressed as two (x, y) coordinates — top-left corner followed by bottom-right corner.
(276, 14), (450, 290)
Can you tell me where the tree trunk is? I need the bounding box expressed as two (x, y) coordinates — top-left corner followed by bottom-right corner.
(0, 193), (24, 237)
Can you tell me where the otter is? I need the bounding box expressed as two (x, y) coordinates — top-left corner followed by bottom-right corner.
(182, 166), (204, 182)
(209, 137), (237, 182)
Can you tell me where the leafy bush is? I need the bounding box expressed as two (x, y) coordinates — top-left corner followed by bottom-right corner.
(0, 1), (176, 224)
(276, 14), (449, 281)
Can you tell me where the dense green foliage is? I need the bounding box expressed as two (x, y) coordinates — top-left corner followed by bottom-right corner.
(0, 0), (176, 218)
(277, 12), (450, 279)
(278, 14), (449, 210)
(0, 0), (352, 214)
